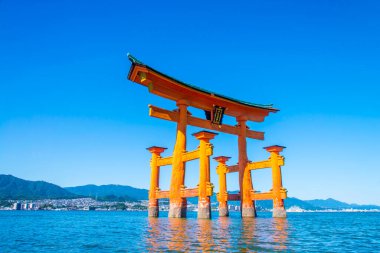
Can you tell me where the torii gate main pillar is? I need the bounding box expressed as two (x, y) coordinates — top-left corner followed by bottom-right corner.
(237, 116), (257, 217)
(168, 100), (188, 218)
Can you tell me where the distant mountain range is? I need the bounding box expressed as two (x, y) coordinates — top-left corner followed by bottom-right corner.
(1, 175), (379, 210)
(65, 184), (148, 202)
(0, 175), (148, 202)
(0, 174), (77, 200)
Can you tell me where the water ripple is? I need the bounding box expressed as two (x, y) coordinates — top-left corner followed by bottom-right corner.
(0, 211), (379, 252)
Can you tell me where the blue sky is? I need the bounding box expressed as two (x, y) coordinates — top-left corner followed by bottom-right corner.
(1, 0), (379, 204)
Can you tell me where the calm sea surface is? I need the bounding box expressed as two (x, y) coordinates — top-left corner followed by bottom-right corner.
(1, 211), (379, 252)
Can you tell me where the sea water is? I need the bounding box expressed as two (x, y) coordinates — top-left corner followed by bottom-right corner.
(1, 211), (379, 252)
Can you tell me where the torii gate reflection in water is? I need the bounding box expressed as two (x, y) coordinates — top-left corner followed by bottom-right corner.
(127, 54), (287, 218)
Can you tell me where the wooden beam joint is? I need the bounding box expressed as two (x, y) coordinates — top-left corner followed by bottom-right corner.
(149, 105), (265, 140)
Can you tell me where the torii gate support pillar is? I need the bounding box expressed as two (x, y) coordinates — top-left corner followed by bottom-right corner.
(265, 145), (287, 218)
(193, 131), (217, 219)
(147, 146), (167, 217)
(214, 156), (230, 217)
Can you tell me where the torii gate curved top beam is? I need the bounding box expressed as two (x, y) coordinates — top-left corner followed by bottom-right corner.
(127, 54), (278, 123)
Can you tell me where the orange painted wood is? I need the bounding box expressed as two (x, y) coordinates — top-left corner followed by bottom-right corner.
(169, 101), (188, 205)
(246, 157), (284, 171)
(156, 146), (213, 167)
(147, 147), (166, 207)
(149, 105), (264, 140)
(128, 65), (277, 122)
(250, 190), (287, 200)
(181, 188), (199, 198)
(217, 192), (228, 202)
(156, 190), (170, 199)
(157, 156), (173, 166)
(268, 149), (286, 208)
(237, 117), (255, 211)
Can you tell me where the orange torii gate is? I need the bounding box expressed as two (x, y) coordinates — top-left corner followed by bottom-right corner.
(127, 54), (287, 218)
